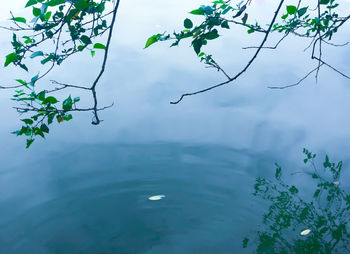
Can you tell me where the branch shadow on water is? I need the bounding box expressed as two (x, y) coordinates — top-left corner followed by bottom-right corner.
(243, 149), (350, 254)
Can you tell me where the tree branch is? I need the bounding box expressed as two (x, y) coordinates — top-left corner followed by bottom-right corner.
(170, 0), (285, 104)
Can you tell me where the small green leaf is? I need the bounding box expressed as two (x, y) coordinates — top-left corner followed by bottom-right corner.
(4, 53), (20, 67)
(57, 115), (64, 123)
(93, 43), (106, 49)
(30, 74), (39, 86)
(80, 35), (92, 45)
(320, 0), (330, 4)
(33, 7), (41, 17)
(189, 8), (205, 15)
(184, 18), (193, 29)
(21, 118), (34, 125)
(37, 90), (46, 101)
(26, 138), (35, 148)
(25, 0), (37, 8)
(11, 17), (27, 23)
(192, 39), (203, 55)
(15, 79), (29, 88)
(281, 14), (288, 19)
(43, 96), (58, 104)
(62, 96), (73, 111)
(221, 20), (230, 29)
(297, 7), (308, 17)
(241, 13), (248, 24)
(30, 51), (44, 58)
(286, 5), (297, 15)
(91, 50), (95, 57)
(64, 114), (73, 121)
(40, 124), (49, 133)
(34, 127), (45, 138)
(145, 34), (161, 48)
(41, 55), (53, 64)
(77, 45), (85, 51)
(205, 29), (219, 40)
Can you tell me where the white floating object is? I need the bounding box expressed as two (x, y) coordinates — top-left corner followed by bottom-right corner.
(148, 195), (165, 201)
(300, 229), (311, 236)
(333, 181), (340, 186)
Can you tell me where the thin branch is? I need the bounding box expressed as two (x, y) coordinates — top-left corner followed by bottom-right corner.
(268, 64), (324, 89)
(90, 0), (121, 124)
(242, 32), (289, 50)
(170, 0), (285, 104)
(313, 57), (350, 80)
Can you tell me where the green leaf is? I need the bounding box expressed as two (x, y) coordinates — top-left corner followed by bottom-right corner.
(205, 29), (219, 40)
(281, 14), (288, 19)
(201, 6), (213, 15)
(222, 6), (233, 15)
(30, 74), (39, 86)
(45, 11), (52, 20)
(26, 138), (35, 148)
(77, 45), (85, 51)
(11, 17), (27, 23)
(275, 164), (282, 180)
(184, 18), (193, 29)
(145, 34), (161, 48)
(64, 114), (73, 121)
(62, 96), (73, 111)
(37, 90), (46, 101)
(192, 39), (203, 55)
(25, 0), (37, 8)
(241, 13), (248, 24)
(80, 35), (92, 45)
(15, 79), (29, 88)
(91, 50), (95, 57)
(93, 43), (106, 49)
(57, 115), (64, 123)
(4, 53), (20, 67)
(286, 5), (297, 15)
(48, 112), (55, 124)
(30, 51), (44, 58)
(33, 7), (41, 17)
(297, 7), (308, 17)
(43, 96), (58, 104)
(242, 237), (249, 248)
(34, 127), (45, 138)
(21, 118), (34, 125)
(320, 0), (330, 4)
(40, 124), (49, 133)
(73, 97), (80, 103)
(189, 8), (205, 15)
(41, 55), (53, 64)
(221, 20), (230, 29)
(46, 0), (65, 7)
(289, 185), (299, 194)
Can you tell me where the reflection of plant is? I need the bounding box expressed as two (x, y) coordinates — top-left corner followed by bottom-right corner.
(243, 149), (350, 254)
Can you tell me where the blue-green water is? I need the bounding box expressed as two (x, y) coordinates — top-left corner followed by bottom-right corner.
(0, 143), (349, 253)
(1, 1), (350, 253)
(0, 144), (268, 253)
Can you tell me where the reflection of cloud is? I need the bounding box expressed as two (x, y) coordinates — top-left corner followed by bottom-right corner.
(0, 0), (350, 158)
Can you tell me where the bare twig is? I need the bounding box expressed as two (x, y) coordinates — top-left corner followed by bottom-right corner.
(268, 64), (324, 89)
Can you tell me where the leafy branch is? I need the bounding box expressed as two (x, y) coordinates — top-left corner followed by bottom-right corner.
(146, 0), (350, 103)
(1, 0), (121, 147)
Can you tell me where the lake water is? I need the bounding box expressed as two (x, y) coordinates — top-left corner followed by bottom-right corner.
(1, 0), (350, 253)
